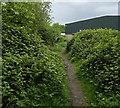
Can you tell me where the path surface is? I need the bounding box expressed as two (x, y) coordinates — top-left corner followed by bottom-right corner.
(61, 49), (86, 106)
(66, 36), (73, 38)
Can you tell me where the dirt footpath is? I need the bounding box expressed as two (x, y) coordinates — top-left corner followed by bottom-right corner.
(61, 49), (86, 106)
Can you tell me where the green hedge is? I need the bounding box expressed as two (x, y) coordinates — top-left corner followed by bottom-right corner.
(3, 48), (67, 107)
(2, 2), (68, 107)
(66, 29), (120, 106)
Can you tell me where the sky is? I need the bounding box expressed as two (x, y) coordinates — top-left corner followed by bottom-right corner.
(51, 0), (119, 25)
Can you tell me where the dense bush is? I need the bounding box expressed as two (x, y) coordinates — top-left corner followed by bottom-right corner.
(50, 23), (66, 43)
(56, 35), (67, 42)
(2, 2), (68, 107)
(3, 48), (67, 107)
(66, 29), (120, 106)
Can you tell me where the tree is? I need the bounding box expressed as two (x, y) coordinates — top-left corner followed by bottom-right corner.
(60, 25), (65, 33)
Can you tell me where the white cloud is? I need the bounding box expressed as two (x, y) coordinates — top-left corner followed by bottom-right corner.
(53, 0), (120, 3)
(51, 2), (118, 25)
(96, 5), (118, 13)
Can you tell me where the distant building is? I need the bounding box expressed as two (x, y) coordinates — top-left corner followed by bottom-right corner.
(65, 15), (120, 34)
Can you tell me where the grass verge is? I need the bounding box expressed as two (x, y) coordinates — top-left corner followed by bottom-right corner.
(48, 41), (67, 54)
(48, 40), (71, 106)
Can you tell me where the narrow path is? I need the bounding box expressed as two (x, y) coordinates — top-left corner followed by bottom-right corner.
(61, 49), (86, 106)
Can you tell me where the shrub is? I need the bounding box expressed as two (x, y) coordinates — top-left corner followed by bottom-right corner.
(2, 2), (68, 107)
(67, 29), (120, 106)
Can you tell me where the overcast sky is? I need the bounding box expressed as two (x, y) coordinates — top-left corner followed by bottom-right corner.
(51, 0), (119, 25)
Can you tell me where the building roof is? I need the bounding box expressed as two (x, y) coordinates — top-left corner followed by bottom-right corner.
(65, 14), (119, 25)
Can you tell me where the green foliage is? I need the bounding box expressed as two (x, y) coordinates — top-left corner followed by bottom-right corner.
(52, 23), (65, 33)
(48, 41), (68, 55)
(56, 35), (67, 42)
(60, 25), (65, 33)
(3, 50), (68, 107)
(2, 2), (69, 107)
(66, 29), (120, 106)
(50, 23), (65, 43)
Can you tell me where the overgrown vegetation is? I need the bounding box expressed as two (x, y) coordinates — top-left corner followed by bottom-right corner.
(66, 29), (120, 106)
(2, 2), (69, 107)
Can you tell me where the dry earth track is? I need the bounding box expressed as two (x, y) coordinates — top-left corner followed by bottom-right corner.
(61, 49), (86, 106)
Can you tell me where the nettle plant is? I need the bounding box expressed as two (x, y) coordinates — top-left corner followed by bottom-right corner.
(67, 29), (120, 106)
(2, 2), (67, 107)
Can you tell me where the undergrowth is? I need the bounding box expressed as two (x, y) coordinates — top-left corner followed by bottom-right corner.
(2, 2), (70, 107)
(66, 29), (120, 106)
